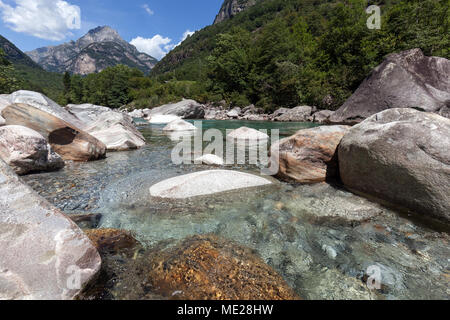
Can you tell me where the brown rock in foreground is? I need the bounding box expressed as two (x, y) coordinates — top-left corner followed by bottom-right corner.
(145, 235), (300, 300)
(270, 125), (350, 183)
(85, 229), (139, 255)
(2, 103), (106, 161)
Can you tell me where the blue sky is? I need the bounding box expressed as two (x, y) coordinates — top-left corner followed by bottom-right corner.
(0, 0), (223, 59)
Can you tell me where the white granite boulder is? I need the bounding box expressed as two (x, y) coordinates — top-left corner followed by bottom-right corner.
(227, 127), (269, 141)
(0, 159), (101, 299)
(67, 104), (146, 151)
(150, 170), (272, 199)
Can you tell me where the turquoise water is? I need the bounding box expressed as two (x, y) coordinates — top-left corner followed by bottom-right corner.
(23, 120), (450, 300)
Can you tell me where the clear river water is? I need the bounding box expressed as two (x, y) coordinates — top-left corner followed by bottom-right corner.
(22, 120), (450, 300)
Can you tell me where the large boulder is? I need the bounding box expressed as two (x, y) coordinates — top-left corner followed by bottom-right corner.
(312, 110), (335, 123)
(0, 159), (101, 299)
(331, 49), (450, 124)
(146, 99), (205, 119)
(150, 170), (272, 199)
(67, 104), (146, 151)
(2, 103), (106, 161)
(143, 235), (300, 300)
(273, 106), (316, 122)
(4, 90), (84, 128)
(0, 125), (64, 175)
(338, 108), (450, 223)
(270, 126), (350, 183)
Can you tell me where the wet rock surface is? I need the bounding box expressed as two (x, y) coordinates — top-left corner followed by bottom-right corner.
(85, 228), (139, 255)
(143, 235), (300, 300)
(81, 235), (299, 300)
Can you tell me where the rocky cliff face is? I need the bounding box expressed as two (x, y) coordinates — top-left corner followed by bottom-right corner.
(0, 35), (40, 68)
(214, 0), (259, 24)
(26, 26), (158, 75)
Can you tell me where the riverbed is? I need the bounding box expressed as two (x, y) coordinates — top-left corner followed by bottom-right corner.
(22, 120), (450, 300)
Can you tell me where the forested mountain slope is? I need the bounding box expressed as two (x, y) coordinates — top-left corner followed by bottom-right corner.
(0, 35), (63, 99)
(151, 0), (449, 111)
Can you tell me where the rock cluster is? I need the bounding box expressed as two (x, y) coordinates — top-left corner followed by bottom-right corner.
(272, 108), (450, 225)
(0, 91), (146, 173)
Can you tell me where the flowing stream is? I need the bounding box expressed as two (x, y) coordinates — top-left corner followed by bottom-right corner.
(23, 120), (450, 300)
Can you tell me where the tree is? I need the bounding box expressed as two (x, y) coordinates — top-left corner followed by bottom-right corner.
(0, 49), (19, 93)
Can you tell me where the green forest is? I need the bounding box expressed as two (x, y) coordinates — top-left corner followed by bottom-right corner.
(2, 0), (449, 111)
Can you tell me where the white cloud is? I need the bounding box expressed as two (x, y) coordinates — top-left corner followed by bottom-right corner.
(142, 4), (154, 16)
(0, 0), (81, 41)
(175, 30), (195, 47)
(131, 30), (196, 60)
(130, 35), (172, 60)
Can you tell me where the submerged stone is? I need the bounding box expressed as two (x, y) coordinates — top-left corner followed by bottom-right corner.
(144, 235), (300, 300)
(149, 170), (272, 199)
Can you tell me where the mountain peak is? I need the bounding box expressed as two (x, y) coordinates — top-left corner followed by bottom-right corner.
(79, 26), (122, 45)
(25, 26), (157, 75)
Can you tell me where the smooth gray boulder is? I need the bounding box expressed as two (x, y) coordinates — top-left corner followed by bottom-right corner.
(0, 159), (101, 299)
(312, 110), (334, 123)
(338, 108), (450, 223)
(273, 106), (316, 122)
(146, 99), (205, 119)
(67, 104), (146, 151)
(0, 125), (64, 175)
(150, 170), (272, 199)
(0, 115), (5, 127)
(331, 49), (450, 124)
